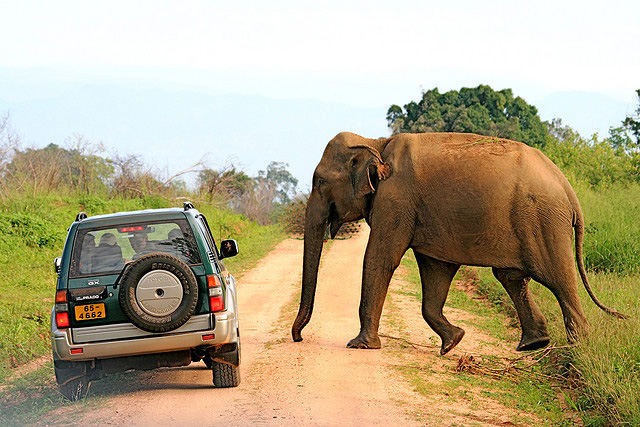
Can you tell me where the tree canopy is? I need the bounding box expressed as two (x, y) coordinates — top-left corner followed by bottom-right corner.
(1, 139), (114, 197)
(257, 161), (298, 205)
(386, 85), (549, 147)
(622, 88), (640, 145)
(196, 161), (298, 225)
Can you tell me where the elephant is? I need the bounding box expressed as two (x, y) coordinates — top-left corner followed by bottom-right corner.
(291, 131), (625, 355)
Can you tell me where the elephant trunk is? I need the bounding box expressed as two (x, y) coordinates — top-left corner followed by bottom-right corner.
(292, 193), (327, 342)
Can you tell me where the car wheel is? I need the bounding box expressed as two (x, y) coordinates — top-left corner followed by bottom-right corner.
(212, 362), (240, 388)
(118, 253), (199, 333)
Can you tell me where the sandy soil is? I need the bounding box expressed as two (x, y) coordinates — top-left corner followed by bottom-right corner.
(39, 229), (563, 426)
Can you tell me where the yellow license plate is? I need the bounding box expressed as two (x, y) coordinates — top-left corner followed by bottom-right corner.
(74, 303), (106, 321)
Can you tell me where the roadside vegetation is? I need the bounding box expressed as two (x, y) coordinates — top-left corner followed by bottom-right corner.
(540, 115), (640, 425)
(387, 254), (575, 425)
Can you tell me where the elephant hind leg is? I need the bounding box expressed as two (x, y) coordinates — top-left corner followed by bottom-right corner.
(414, 251), (464, 355)
(533, 262), (589, 343)
(492, 268), (550, 351)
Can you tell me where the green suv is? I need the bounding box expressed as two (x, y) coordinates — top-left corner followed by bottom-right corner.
(51, 202), (241, 400)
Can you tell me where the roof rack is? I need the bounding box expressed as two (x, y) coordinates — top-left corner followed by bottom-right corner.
(183, 201), (195, 211)
(76, 212), (88, 222)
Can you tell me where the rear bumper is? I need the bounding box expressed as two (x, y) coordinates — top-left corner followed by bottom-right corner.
(51, 311), (238, 362)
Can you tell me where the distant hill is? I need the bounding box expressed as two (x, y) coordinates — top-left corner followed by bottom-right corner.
(1, 82), (634, 191)
(0, 85), (388, 190)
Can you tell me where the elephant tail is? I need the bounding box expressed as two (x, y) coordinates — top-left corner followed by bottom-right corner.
(574, 211), (628, 319)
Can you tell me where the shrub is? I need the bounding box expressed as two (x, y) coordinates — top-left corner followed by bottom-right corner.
(277, 199), (363, 239)
(544, 135), (639, 187)
(279, 200), (306, 235)
(0, 213), (62, 248)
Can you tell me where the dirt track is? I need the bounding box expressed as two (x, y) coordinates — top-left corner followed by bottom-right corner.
(44, 229), (558, 426)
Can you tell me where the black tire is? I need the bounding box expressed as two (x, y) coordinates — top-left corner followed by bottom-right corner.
(118, 253), (199, 333)
(58, 375), (90, 401)
(212, 362), (240, 388)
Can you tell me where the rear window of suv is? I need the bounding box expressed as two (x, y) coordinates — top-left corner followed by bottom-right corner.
(69, 219), (201, 278)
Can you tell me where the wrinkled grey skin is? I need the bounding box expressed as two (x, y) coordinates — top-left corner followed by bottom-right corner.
(291, 132), (625, 355)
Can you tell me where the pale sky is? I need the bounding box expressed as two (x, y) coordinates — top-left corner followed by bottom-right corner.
(1, 0), (639, 106)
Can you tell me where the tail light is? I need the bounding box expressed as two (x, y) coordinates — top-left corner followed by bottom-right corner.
(56, 312), (70, 328)
(55, 290), (70, 328)
(207, 274), (224, 312)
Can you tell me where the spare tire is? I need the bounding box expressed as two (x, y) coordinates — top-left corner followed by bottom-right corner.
(118, 253), (199, 333)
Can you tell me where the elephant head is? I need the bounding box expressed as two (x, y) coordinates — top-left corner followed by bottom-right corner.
(291, 132), (391, 342)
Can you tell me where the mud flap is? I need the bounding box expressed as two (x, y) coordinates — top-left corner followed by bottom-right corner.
(54, 359), (89, 386)
(209, 343), (239, 367)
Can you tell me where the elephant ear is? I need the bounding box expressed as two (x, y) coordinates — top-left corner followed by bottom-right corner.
(349, 145), (391, 198)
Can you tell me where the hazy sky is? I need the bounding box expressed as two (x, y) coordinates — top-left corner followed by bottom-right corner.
(2, 0), (639, 107)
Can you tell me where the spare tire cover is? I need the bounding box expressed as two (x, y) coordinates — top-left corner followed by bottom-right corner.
(118, 253), (199, 333)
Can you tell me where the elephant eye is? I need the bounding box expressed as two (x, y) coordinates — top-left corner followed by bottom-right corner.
(314, 173), (328, 189)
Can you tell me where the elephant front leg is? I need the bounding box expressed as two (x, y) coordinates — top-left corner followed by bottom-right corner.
(347, 224), (410, 350)
(346, 264), (392, 349)
(347, 309), (383, 349)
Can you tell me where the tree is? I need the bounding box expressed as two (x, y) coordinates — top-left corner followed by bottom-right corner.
(235, 162), (298, 224)
(386, 85), (549, 147)
(199, 161), (299, 225)
(0, 112), (20, 201)
(3, 140), (113, 196)
(197, 164), (251, 200)
(64, 135), (113, 193)
(622, 89), (640, 145)
(257, 161), (298, 205)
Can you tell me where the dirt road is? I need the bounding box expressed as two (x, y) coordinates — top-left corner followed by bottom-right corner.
(46, 229), (553, 426)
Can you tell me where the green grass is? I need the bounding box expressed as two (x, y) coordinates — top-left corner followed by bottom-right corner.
(0, 362), (147, 426)
(442, 261), (640, 424)
(0, 362), (73, 426)
(439, 256), (640, 424)
(390, 253), (568, 424)
(528, 273), (640, 425)
(0, 196), (73, 382)
(575, 182), (640, 275)
(534, 181), (640, 424)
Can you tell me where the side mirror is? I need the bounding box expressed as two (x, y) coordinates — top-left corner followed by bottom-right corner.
(54, 257), (62, 274)
(219, 239), (239, 259)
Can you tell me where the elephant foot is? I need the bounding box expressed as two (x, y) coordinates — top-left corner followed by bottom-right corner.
(440, 327), (465, 355)
(347, 333), (381, 349)
(516, 335), (550, 352)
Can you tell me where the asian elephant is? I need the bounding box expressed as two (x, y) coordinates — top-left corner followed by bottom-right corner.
(291, 132), (625, 355)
